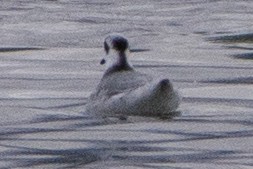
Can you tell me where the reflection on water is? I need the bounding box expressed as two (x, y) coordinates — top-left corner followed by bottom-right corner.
(232, 52), (253, 60)
(208, 33), (253, 44)
(208, 33), (253, 60)
(0, 47), (45, 52)
(1, 111), (252, 168)
(0, 0), (253, 168)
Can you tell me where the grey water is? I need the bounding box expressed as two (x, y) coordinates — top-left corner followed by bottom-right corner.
(0, 0), (253, 168)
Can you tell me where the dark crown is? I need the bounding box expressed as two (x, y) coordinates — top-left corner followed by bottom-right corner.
(104, 35), (129, 54)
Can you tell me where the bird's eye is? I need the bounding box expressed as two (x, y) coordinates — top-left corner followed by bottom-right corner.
(100, 59), (106, 65)
(104, 41), (109, 54)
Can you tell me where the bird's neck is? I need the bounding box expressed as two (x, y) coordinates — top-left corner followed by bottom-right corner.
(104, 51), (133, 76)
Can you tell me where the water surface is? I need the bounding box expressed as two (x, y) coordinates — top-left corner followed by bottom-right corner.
(0, 0), (253, 168)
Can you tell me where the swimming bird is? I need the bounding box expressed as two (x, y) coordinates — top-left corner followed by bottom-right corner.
(85, 34), (180, 118)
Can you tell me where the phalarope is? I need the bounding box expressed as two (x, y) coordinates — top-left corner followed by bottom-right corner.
(85, 34), (180, 117)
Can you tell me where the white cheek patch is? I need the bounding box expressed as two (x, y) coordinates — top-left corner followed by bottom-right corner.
(104, 50), (120, 68)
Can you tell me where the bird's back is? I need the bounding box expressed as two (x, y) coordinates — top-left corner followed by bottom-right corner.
(90, 70), (152, 100)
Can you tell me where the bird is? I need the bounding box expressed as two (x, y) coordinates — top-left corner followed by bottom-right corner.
(84, 34), (180, 118)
